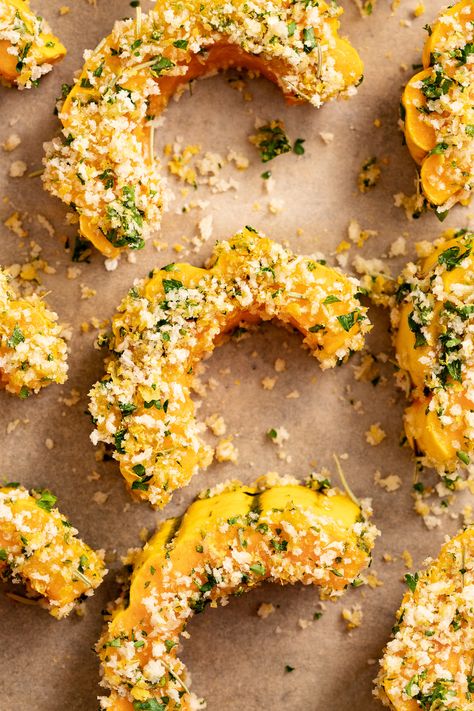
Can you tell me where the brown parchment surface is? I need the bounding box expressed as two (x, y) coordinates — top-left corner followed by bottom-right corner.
(0, 0), (472, 709)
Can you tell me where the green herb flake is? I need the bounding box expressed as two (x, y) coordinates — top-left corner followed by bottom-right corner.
(405, 572), (419, 593)
(7, 325), (25, 349)
(35, 489), (57, 513)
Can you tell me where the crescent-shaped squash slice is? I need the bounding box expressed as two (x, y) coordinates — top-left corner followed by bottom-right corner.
(401, 0), (474, 216)
(98, 476), (378, 710)
(0, 484), (106, 618)
(375, 526), (474, 710)
(393, 228), (474, 471)
(0, 268), (68, 397)
(89, 229), (371, 509)
(0, 0), (65, 88)
(43, 0), (363, 257)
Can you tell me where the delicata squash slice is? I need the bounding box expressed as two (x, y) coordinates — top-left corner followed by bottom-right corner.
(0, 484), (106, 618)
(393, 229), (474, 472)
(89, 229), (370, 509)
(375, 526), (474, 710)
(401, 0), (474, 217)
(98, 476), (378, 710)
(0, 0), (66, 88)
(43, 0), (363, 258)
(0, 268), (68, 397)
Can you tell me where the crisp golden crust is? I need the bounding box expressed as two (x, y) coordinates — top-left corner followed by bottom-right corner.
(43, 0), (363, 257)
(393, 229), (474, 472)
(375, 527), (474, 710)
(401, 0), (474, 215)
(98, 476), (377, 710)
(89, 229), (370, 509)
(0, 0), (65, 88)
(0, 269), (68, 397)
(0, 485), (106, 618)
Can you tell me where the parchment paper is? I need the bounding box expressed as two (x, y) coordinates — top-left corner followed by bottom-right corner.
(1, 1), (471, 709)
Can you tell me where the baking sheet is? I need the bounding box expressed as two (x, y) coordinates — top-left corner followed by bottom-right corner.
(0, 0), (471, 709)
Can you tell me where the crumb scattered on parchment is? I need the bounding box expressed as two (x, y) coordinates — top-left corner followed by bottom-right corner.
(267, 426), (290, 447)
(319, 131), (334, 145)
(2, 134), (21, 152)
(353, 352), (381, 384)
(92, 491), (109, 506)
(9, 160), (27, 178)
(374, 470), (402, 492)
(257, 603), (275, 619)
(394, 189), (425, 220)
(4, 212), (27, 238)
(274, 358), (286, 373)
(80, 284), (97, 300)
(366, 571), (384, 589)
(342, 604), (363, 630)
(402, 549), (413, 569)
(44, 438), (54, 450)
(389, 236), (407, 257)
(206, 413), (226, 437)
(365, 423), (386, 446)
(262, 376), (277, 390)
(215, 437), (238, 463)
(6, 418), (28, 434)
(348, 219), (378, 247)
(59, 388), (81, 407)
(67, 266), (81, 280)
(358, 157), (381, 193)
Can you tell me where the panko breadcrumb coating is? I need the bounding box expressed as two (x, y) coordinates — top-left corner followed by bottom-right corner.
(402, 0), (474, 216)
(0, 269), (68, 397)
(89, 229), (371, 509)
(0, 484), (106, 618)
(375, 526), (474, 710)
(43, 0), (363, 257)
(0, 0), (65, 88)
(98, 475), (378, 710)
(393, 229), (474, 472)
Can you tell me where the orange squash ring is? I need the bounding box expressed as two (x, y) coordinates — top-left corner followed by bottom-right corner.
(88, 229), (370, 509)
(43, 1), (363, 258)
(401, 0), (474, 216)
(98, 476), (378, 710)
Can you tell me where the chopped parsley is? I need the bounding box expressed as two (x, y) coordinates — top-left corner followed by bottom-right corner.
(35, 489), (58, 513)
(405, 572), (419, 593)
(7, 325), (25, 349)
